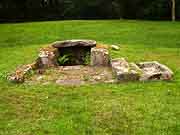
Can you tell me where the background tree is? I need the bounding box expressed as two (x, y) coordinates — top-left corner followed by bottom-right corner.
(0, 0), (179, 22)
(171, 0), (176, 21)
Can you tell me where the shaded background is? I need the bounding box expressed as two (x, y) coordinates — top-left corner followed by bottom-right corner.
(0, 0), (180, 22)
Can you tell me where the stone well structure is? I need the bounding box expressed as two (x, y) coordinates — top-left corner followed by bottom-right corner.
(8, 39), (174, 83)
(8, 40), (110, 83)
(52, 40), (96, 65)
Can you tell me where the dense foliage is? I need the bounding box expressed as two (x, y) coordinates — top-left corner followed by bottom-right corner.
(0, 0), (180, 22)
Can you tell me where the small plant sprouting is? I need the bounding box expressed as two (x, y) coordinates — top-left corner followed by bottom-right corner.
(58, 54), (72, 65)
(83, 75), (90, 81)
(84, 52), (91, 65)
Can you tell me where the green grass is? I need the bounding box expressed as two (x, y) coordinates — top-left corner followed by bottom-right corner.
(0, 20), (180, 135)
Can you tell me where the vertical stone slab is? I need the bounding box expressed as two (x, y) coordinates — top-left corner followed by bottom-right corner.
(90, 48), (110, 66)
(38, 46), (59, 68)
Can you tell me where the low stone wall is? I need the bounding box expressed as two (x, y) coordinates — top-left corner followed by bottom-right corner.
(8, 62), (39, 83)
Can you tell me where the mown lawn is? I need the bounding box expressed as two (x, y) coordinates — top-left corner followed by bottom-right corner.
(0, 20), (180, 135)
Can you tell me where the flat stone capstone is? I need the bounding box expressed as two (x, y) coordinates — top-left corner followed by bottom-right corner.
(52, 40), (96, 48)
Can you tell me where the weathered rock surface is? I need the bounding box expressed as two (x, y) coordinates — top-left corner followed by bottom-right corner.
(137, 61), (174, 81)
(91, 48), (110, 66)
(38, 46), (59, 68)
(52, 40), (96, 48)
(111, 58), (141, 81)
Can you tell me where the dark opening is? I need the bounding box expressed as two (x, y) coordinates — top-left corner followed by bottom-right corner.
(58, 46), (91, 66)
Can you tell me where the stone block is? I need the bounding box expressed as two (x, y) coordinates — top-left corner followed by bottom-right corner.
(111, 45), (120, 50)
(91, 48), (110, 66)
(38, 46), (59, 68)
(111, 58), (141, 81)
(137, 61), (174, 81)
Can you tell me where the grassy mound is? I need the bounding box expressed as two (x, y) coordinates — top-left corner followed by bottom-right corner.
(0, 20), (180, 135)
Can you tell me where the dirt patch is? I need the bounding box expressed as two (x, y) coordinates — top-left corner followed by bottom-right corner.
(26, 66), (115, 86)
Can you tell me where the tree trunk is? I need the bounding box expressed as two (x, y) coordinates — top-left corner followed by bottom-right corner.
(171, 0), (176, 21)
